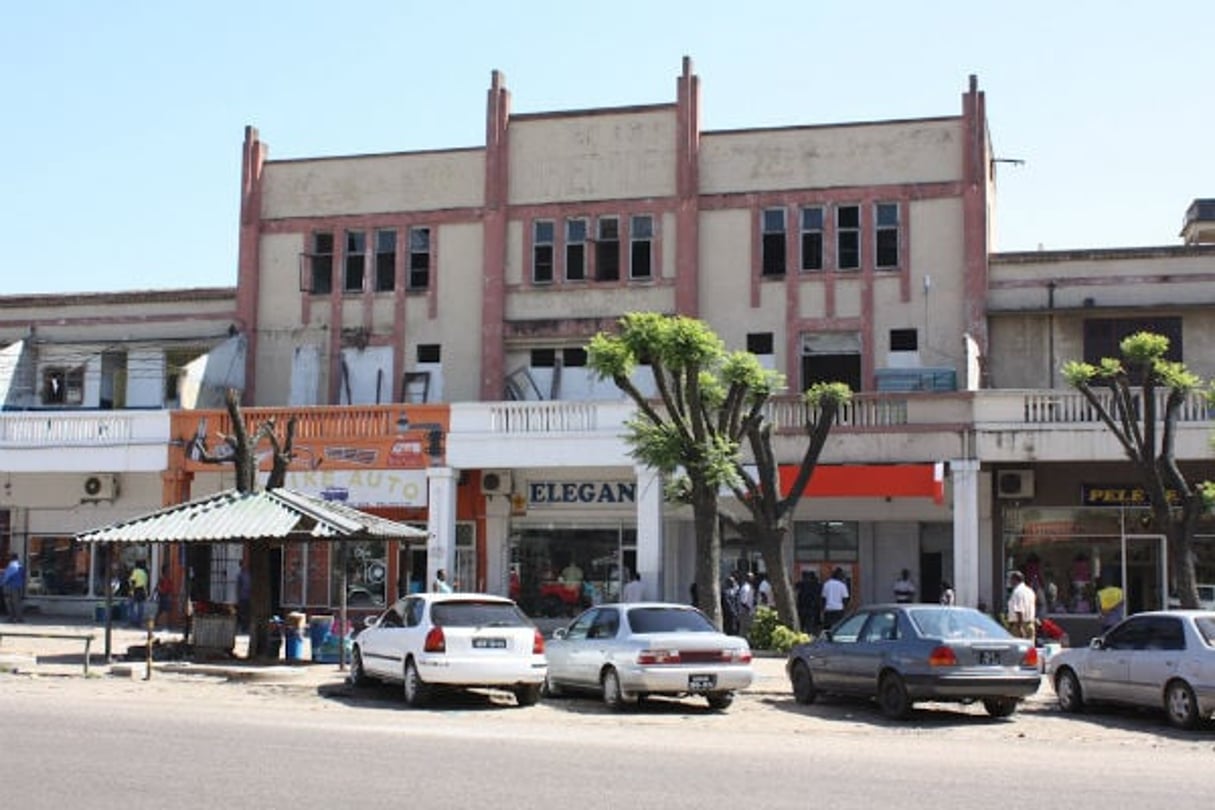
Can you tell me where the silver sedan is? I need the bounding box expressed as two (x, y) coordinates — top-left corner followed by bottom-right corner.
(543, 602), (754, 711)
(1047, 610), (1215, 729)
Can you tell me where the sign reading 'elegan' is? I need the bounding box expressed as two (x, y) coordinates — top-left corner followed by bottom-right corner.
(528, 481), (636, 506)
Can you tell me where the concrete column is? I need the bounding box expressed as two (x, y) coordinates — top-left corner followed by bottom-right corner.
(426, 467), (458, 590)
(483, 492), (512, 596)
(634, 465), (664, 600)
(951, 459), (981, 607)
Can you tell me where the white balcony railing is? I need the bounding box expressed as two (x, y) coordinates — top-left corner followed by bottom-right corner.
(0, 410), (169, 447)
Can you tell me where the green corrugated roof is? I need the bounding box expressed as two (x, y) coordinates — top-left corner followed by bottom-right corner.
(75, 487), (428, 544)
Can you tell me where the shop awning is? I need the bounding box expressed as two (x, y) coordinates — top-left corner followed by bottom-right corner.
(779, 463), (945, 504)
(75, 487), (429, 544)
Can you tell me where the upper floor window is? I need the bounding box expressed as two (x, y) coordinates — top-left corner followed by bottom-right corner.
(344, 230), (366, 292)
(875, 203), (899, 269)
(837, 205), (860, 270)
(310, 232), (334, 294)
(533, 221), (555, 284)
(762, 208), (786, 277)
(800, 207), (824, 271)
(566, 218), (587, 281)
(595, 217), (620, 281)
(889, 328), (918, 352)
(43, 366), (84, 405)
(375, 229), (397, 292)
(408, 227), (431, 290)
(747, 332), (774, 355)
(630, 215), (653, 280)
(1083, 317), (1183, 366)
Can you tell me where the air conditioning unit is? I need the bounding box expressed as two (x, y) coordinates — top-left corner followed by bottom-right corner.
(82, 474), (118, 501)
(996, 470), (1034, 500)
(481, 470), (512, 496)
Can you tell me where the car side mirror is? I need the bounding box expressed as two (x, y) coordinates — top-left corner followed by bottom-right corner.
(823, 629), (834, 642)
(553, 627), (567, 640)
(363, 615), (380, 629)
(1089, 637), (1104, 650)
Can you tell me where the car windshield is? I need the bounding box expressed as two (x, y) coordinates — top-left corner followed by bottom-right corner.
(431, 600), (529, 628)
(1195, 615), (1215, 646)
(908, 607), (1011, 640)
(627, 606), (716, 634)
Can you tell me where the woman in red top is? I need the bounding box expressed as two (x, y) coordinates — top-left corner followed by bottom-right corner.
(155, 563), (175, 630)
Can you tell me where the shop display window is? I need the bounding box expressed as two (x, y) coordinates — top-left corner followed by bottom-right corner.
(27, 535), (92, 596)
(509, 525), (635, 618)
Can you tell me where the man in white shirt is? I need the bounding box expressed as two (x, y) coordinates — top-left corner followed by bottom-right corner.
(892, 569), (917, 603)
(1006, 570), (1036, 641)
(756, 573), (774, 608)
(737, 573), (756, 638)
(821, 568), (850, 630)
(622, 571), (644, 602)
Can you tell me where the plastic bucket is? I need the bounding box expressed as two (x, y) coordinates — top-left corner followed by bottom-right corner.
(285, 628), (305, 662)
(308, 615), (334, 659)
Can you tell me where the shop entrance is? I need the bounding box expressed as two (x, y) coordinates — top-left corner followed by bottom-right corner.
(509, 525), (635, 618)
(1123, 534), (1167, 613)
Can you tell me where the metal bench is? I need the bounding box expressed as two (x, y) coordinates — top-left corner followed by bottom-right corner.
(0, 630), (97, 675)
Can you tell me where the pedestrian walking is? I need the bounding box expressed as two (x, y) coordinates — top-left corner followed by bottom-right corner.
(821, 567), (850, 629)
(2, 553), (25, 622)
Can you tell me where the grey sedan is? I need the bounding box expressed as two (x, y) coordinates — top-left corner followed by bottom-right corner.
(1047, 610), (1215, 729)
(543, 602), (753, 711)
(786, 604), (1041, 719)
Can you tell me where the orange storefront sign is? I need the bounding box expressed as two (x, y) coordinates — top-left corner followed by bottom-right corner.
(779, 464), (945, 504)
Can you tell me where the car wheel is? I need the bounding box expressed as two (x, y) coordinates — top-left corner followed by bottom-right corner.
(514, 684), (541, 707)
(541, 671), (563, 698)
(1054, 668), (1084, 713)
(878, 672), (911, 720)
(791, 660), (818, 705)
(706, 692), (734, 711)
(350, 648), (370, 688)
(982, 697), (1018, 718)
(1164, 680), (1200, 730)
(403, 659), (431, 708)
(601, 668), (627, 712)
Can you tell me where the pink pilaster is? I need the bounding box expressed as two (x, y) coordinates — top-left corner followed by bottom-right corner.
(961, 75), (991, 380)
(480, 71), (510, 400)
(674, 56), (701, 316)
(236, 125), (266, 405)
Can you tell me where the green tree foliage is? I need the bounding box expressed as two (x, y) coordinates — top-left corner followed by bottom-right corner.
(1062, 331), (1211, 608)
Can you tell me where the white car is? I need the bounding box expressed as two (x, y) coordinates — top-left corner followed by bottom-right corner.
(1047, 610), (1215, 729)
(543, 602), (753, 711)
(351, 592), (547, 707)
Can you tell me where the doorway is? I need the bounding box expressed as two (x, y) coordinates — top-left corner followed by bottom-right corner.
(1123, 534), (1167, 614)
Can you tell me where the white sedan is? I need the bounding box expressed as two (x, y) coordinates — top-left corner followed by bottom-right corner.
(1047, 610), (1215, 729)
(351, 593), (547, 707)
(543, 602), (753, 711)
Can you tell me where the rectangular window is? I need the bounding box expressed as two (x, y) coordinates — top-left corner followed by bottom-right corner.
(595, 217), (620, 281)
(532, 220), (555, 284)
(630, 215), (653, 280)
(530, 348), (557, 368)
(42, 366), (84, 405)
(417, 344), (441, 363)
(875, 203), (899, 269)
(1083, 317), (1183, 365)
(761, 208), (786, 277)
(311, 232), (334, 294)
(889, 328), (918, 352)
(800, 207), (824, 271)
(837, 205), (860, 270)
(408, 227), (431, 290)
(747, 333), (774, 355)
(562, 347), (587, 367)
(566, 218), (587, 281)
(375, 229), (396, 292)
(344, 230), (366, 292)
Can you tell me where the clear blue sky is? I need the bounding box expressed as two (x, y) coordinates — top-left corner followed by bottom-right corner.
(3, 1), (1212, 295)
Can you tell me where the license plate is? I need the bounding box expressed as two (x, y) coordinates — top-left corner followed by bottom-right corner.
(688, 674), (717, 692)
(473, 637), (507, 649)
(978, 650), (1001, 665)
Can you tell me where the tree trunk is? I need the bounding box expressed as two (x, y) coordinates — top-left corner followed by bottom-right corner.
(246, 542), (274, 659)
(754, 526), (797, 630)
(1167, 501), (1201, 609)
(692, 486), (723, 631)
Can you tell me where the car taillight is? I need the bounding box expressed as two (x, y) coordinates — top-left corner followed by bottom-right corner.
(637, 649), (681, 665)
(1021, 647), (1039, 668)
(423, 626), (446, 653)
(532, 629), (545, 655)
(928, 645), (958, 667)
(721, 648), (752, 664)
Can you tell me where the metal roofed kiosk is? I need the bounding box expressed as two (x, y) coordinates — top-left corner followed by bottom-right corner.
(75, 488), (427, 665)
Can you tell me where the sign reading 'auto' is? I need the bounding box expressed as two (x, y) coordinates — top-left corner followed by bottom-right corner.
(528, 481), (636, 507)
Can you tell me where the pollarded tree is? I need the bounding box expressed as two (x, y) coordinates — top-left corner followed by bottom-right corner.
(721, 382), (851, 630)
(1063, 331), (1211, 608)
(192, 389), (297, 657)
(588, 313), (849, 631)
